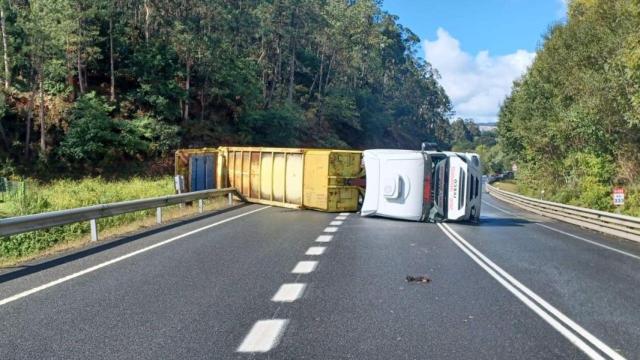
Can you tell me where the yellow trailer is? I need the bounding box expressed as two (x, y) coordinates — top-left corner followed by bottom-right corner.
(217, 146), (363, 212)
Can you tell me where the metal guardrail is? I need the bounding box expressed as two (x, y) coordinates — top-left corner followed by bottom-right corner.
(0, 188), (245, 241)
(486, 183), (640, 243)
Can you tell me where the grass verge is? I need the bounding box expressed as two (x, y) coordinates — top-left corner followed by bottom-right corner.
(491, 180), (518, 193)
(0, 196), (229, 268)
(0, 177), (230, 266)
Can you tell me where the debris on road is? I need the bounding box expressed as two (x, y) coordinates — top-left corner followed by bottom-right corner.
(405, 275), (431, 283)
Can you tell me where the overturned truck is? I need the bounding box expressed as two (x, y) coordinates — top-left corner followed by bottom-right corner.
(175, 146), (481, 222)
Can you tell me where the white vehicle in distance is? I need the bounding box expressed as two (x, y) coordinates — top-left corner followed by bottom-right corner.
(360, 149), (482, 222)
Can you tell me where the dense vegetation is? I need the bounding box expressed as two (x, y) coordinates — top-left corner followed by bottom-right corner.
(0, 0), (454, 176)
(498, 0), (640, 215)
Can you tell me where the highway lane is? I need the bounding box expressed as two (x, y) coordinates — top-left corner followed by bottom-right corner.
(0, 204), (338, 359)
(0, 194), (638, 358)
(267, 210), (585, 359)
(448, 194), (640, 358)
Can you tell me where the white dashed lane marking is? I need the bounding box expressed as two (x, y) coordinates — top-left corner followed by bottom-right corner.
(305, 246), (326, 256)
(271, 283), (306, 303)
(316, 235), (333, 243)
(237, 319), (288, 353)
(339, 212), (350, 216)
(238, 212), (347, 353)
(291, 261), (318, 274)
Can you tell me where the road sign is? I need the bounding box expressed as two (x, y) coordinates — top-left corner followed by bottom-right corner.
(613, 187), (624, 206)
(512, 163), (518, 172)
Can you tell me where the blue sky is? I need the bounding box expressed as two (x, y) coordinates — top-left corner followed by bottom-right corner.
(382, 0), (567, 123)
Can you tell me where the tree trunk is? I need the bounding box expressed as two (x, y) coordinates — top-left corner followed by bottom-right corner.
(38, 71), (45, 154)
(200, 75), (208, 122)
(324, 53), (335, 91)
(76, 49), (84, 94)
(0, 118), (7, 150)
(287, 43), (295, 103)
(183, 60), (190, 122)
(76, 18), (85, 96)
(24, 74), (35, 159)
(1, 7), (9, 89)
(317, 50), (324, 96)
(275, 36), (282, 99)
(287, 9), (296, 103)
(66, 48), (76, 100)
(144, 0), (150, 43)
(109, 17), (115, 102)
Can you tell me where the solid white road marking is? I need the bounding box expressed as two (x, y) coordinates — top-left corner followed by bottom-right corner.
(324, 227), (338, 233)
(330, 221), (343, 226)
(482, 199), (515, 215)
(237, 319), (288, 353)
(335, 215), (347, 220)
(439, 223), (625, 360)
(0, 206), (271, 307)
(271, 283), (306, 303)
(484, 200), (640, 261)
(305, 246), (326, 256)
(536, 223), (640, 262)
(291, 261), (318, 274)
(315, 235), (333, 243)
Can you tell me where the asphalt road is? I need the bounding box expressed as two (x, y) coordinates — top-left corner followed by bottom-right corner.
(0, 193), (639, 359)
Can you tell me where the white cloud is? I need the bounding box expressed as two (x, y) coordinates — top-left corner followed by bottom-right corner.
(557, 0), (569, 18)
(423, 28), (535, 123)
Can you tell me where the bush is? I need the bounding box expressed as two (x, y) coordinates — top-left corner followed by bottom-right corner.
(59, 92), (147, 167)
(130, 115), (180, 157)
(572, 177), (613, 211)
(239, 105), (304, 146)
(59, 93), (181, 168)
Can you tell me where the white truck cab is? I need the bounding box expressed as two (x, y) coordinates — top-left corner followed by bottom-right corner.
(361, 149), (481, 222)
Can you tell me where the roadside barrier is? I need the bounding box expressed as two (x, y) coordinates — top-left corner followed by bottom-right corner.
(486, 184), (640, 243)
(0, 188), (245, 241)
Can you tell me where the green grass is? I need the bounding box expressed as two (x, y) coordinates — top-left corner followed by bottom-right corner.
(492, 180), (518, 193)
(0, 177), (175, 260)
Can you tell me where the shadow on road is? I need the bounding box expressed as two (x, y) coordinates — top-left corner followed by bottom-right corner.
(0, 203), (250, 284)
(477, 217), (532, 227)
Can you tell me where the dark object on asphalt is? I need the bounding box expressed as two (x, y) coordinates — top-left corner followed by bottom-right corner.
(406, 275), (431, 283)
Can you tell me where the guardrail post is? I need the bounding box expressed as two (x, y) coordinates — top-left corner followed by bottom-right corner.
(198, 199), (204, 213)
(156, 207), (162, 224)
(228, 192), (233, 206)
(90, 219), (98, 242)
